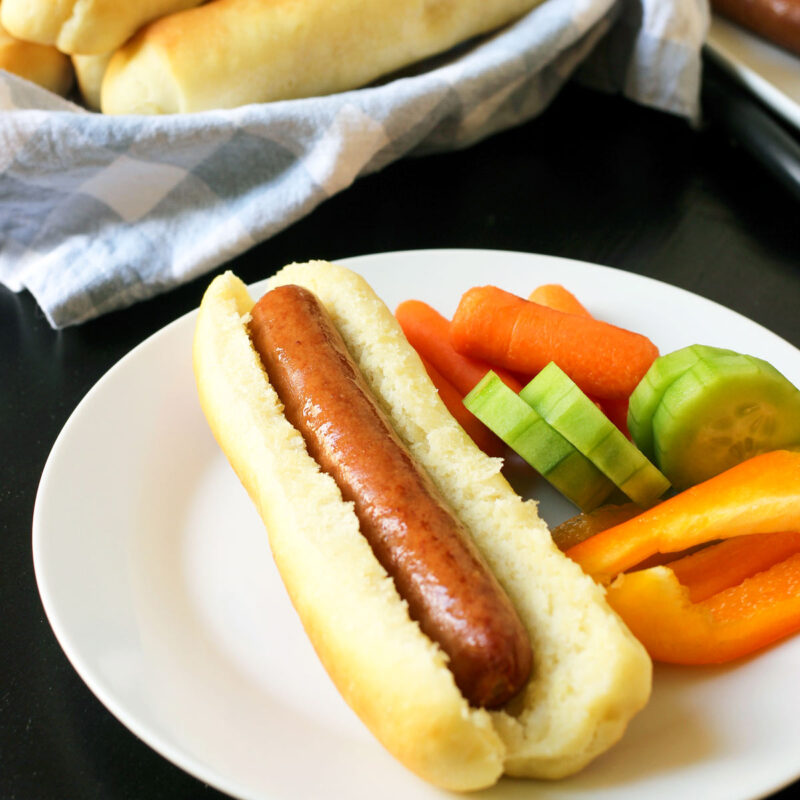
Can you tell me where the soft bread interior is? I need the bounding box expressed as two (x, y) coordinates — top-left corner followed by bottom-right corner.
(193, 262), (652, 790)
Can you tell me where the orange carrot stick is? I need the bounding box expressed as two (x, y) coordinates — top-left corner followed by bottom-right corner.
(605, 553), (800, 664)
(450, 286), (658, 400)
(528, 286), (631, 436)
(528, 284), (591, 317)
(396, 299), (523, 395)
(669, 530), (800, 602)
(566, 450), (800, 581)
(419, 356), (505, 457)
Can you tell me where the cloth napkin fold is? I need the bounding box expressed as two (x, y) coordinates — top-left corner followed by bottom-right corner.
(0, 0), (707, 328)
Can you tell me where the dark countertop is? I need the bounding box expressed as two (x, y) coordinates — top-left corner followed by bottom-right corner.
(2, 77), (799, 799)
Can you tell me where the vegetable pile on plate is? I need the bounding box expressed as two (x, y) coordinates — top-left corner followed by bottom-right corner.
(396, 280), (800, 665)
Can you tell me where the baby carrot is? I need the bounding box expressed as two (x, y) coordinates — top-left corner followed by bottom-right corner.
(528, 286), (631, 437)
(450, 286), (658, 400)
(528, 284), (591, 317)
(419, 356), (505, 457)
(396, 299), (523, 395)
(566, 450), (800, 581)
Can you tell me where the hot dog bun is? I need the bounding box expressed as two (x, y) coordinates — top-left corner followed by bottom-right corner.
(102, 0), (546, 114)
(0, 0), (204, 56)
(193, 262), (652, 790)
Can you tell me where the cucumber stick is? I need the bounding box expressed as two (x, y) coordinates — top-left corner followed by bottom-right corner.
(464, 373), (616, 511)
(520, 363), (670, 506)
(652, 351), (800, 489)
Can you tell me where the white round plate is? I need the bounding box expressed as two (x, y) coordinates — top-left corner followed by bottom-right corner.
(34, 249), (800, 800)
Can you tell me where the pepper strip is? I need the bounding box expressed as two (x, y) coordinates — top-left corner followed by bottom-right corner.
(670, 530), (800, 602)
(605, 553), (800, 664)
(566, 450), (800, 581)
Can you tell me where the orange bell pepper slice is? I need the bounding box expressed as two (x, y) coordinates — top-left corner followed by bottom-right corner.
(670, 530), (800, 602)
(605, 551), (800, 664)
(566, 450), (800, 581)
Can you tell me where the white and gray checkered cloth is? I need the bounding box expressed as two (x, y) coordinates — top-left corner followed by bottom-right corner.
(0, 0), (707, 327)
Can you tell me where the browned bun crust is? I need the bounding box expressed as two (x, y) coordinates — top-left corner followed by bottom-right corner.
(192, 262), (652, 790)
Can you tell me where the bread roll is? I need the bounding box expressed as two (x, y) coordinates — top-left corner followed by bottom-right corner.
(0, 0), (204, 56)
(102, 0), (547, 114)
(0, 13), (73, 96)
(72, 52), (111, 109)
(193, 261), (652, 790)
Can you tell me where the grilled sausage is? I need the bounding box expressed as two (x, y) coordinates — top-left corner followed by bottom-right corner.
(248, 283), (532, 708)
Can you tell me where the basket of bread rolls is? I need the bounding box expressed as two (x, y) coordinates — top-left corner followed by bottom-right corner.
(0, 1), (710, 331)
(1, 0), (555, 113)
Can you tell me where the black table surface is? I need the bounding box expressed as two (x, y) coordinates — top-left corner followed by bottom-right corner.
(2, 79), (799, 799)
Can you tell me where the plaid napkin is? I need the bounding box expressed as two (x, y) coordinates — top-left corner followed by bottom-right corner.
(0, 0), (707, 327)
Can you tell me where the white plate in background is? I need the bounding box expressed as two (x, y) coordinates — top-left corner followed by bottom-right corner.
(33, 250), (800, 800)
(706, 15), (800, 132)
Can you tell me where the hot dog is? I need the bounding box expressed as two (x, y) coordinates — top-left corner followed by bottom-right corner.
(249, 283), (531, 709)
(193, 261), (652, 790)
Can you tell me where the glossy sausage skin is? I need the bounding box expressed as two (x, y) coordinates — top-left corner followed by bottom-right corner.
(249, 284), (532, 709)
(712, 0), (800, 55)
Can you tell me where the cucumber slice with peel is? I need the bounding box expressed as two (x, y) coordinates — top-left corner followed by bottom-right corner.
(464, 373), (616, 511)
(520, 363), (670, 506)
(652, 352), (800, 489)
(628, 345), (738, 460)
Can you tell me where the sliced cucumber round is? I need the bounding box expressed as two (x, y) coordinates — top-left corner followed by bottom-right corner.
(653, 353), (800, 489)
(464, 372), (616, 511)
(628, 345), (738, 460)
(520, 363), (670, 506)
